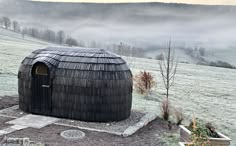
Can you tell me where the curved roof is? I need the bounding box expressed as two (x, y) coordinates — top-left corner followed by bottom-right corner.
(21, 46), (130, 72)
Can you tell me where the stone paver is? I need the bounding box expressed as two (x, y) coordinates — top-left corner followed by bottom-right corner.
(0, 125), (27, 136)
(7, 114), (59, 129)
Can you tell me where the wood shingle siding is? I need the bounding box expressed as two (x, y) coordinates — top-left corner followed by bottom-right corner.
(18, 46), (132, 122)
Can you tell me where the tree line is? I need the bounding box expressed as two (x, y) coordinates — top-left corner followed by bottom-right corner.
(0, 16), (78, 46)
(0, 16), (146, 58)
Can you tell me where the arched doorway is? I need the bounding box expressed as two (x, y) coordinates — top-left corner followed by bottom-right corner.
(31, 62), (52, 115)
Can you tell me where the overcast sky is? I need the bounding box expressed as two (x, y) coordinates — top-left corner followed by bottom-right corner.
(30, 0), (236, 5)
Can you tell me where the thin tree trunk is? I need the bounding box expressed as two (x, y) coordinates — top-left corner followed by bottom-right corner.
(166, 41), (171, 99)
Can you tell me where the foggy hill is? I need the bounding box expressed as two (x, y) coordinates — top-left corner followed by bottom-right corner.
(0, 0), (236, 65)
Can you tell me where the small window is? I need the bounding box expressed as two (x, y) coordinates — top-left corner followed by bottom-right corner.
(35, 64), (48, 75)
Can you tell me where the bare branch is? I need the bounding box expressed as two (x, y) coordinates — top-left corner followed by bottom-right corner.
(159, 60), (167, 88)
(158, 39), (178, 99)
(170, 61), (178, 87)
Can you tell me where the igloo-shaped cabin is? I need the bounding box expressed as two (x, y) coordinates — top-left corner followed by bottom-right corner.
(18, 47), (132, 122)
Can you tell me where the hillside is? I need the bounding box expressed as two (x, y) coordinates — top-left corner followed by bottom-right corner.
(0, 27), (54, 95)
(146, 47), (236, 67)
(0, 0), (236, 66)
(0, 27), (236, 145)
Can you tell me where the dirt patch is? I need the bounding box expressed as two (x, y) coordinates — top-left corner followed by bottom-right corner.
(0, 116), (14, 129)
(2, 118), (178, 146)
(0, 105), (27, 118)
(0, 96), (18, 110)
(0, 96), (178, 145)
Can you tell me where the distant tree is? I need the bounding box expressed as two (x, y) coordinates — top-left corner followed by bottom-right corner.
(12, 21), (20, 32)
(21, 27), (28, 38)
(65, 37), (78, 46)
(2, 17), (11, 29)
(185, 47), (194, 55)
(29, 28), (40, 38)
(56, 30), (65, 44)
(0, 18), (3, 27)
(156, 53), (164, 60)
(116, 42), (134, 56)
(90, 40), (97, 48)
(133, 47), (145, 58)
(199, 47), (205, 56)
(78, 40), (85, 47)
(43, 29), (56, 42)
(209, 60), (235, 69)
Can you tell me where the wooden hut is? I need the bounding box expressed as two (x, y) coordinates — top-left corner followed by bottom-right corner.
(18, 47), (133, 122)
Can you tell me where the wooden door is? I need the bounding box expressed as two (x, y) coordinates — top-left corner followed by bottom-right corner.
(32, 63), (52, 115)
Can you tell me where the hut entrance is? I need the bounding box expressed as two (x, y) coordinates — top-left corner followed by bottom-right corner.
(31, 62), (52, 114)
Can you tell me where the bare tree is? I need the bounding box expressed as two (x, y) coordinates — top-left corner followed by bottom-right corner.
(57, 30), (65, 44)
(159, 40), (178, 99)
(12, 21), (20, 32)
(78, 40), (85, 47)
(0, 18), (3, 27)
(199, 47), (205, 56)
(2, 17), (11, 29)
(65, 37), (78, 46)
(159, 40), (178, 120)
(43, 29), (56, 42)
(21, 27), (28, 38)
(29, 28), (40, 38)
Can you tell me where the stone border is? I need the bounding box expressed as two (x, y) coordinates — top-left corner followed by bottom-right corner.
(122, 113), (158, 137)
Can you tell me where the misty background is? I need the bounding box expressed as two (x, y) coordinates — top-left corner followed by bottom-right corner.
(0, 0), (236, 65)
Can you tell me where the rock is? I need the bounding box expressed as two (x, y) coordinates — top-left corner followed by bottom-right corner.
(122, 112), (158, 137)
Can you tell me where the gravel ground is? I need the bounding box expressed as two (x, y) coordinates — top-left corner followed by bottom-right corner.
(56, 110), (145, 134)
(0, 116), (13, 129)
(0, 96), (18, 110)
(0, 105), (27, 118)
(0, 96), (147, 135)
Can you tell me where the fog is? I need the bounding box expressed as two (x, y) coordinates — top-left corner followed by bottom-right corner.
(0, 0), (236, 50)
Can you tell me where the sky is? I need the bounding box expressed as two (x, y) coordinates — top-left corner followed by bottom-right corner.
(30, 0), (236, 5)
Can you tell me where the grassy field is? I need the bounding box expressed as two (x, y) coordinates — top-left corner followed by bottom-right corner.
(0, 27), (53, 95)
(0, 28), (235, 145)
(126, 57), (236, 145)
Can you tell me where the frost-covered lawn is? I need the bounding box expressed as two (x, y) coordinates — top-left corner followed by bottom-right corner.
(0, 28), (49, 95)
(0, 27), (59, 95)
(0, 31), (235, 145)
(125, 57), (236, 146)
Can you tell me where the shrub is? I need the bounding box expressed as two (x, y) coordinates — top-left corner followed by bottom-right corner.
(190, 118), (211, 146)
(133, 71), (156, 96)
(188, 117), (221, 146)
(191, 123), (210, 146)
(209, 60), (236, 69)
(160, 97), (170, 121)
(205, 122), (219, 138)
(173, 107), (184, 125)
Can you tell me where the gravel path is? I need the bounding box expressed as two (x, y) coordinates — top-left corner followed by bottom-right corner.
(56, 110), (145, 135)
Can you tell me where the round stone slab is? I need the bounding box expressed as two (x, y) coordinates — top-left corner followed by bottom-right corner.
(60, 129), (85, 140)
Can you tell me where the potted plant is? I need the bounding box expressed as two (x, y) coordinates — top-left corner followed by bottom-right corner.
(179, 116), (231, 146)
